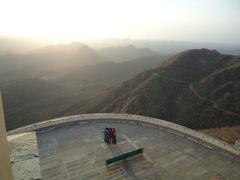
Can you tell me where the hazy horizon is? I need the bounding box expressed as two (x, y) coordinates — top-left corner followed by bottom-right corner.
(0, 0), (239, 44)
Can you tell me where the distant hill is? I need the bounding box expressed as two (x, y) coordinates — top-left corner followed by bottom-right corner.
(86, 38), (240, 56)
(3, 46), (240, 130)
(98, 44), (159, 62)
(30, 42), (104, 65)
(225, 48), (240, 56)
(0, 43), (105, 85)
(54, 55), (164, 87)
(0, 36), (50, 54)
(1, 49), (165, 130)
(88, 49), (240, 129)
(1, 77), (66, 129)
(0, 50), (8, 56)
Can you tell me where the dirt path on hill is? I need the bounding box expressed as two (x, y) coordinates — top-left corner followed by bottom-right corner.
(155, 74), (240, 117)
(189, 84), (240, 118)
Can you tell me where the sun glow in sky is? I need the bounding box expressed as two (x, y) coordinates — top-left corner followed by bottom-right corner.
(0, 0), (239, 43)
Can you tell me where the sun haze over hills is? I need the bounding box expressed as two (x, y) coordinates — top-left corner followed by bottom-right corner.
(1, 1), (240, 179)
(0, 0), (239, 133)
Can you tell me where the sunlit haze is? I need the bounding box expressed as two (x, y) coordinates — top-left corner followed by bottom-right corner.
(0, 0), (239, 43)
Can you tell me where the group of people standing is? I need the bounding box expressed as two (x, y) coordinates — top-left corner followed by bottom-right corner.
(104, 128), (117, 144)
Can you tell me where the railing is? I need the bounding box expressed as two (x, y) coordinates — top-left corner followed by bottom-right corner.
(7, 113), (240, 157)
(106, 148), (144, 165)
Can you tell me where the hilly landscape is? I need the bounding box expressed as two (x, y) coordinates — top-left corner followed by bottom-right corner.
(1, 42), (240, 132)
(87, 49), (240, 129)
(98, 44), (159, 62)
(0, 43), (165, 130)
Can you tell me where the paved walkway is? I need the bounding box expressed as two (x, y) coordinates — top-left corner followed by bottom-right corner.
(36, 121), (240, 180)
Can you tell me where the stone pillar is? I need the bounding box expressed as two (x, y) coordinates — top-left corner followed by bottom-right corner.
(0, 93), (14, 180)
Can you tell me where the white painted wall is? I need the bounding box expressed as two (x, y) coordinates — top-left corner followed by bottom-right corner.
(7, 113), (240, 156)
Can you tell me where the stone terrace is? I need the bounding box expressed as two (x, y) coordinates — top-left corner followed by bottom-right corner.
(36, 121), (240, 180)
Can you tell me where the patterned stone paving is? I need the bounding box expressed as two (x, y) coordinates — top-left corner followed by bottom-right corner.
(36, 121), (240, 180)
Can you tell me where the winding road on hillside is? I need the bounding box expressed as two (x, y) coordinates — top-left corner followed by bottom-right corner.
(155, 74), (240, 117)
(189, 84), (240, 118)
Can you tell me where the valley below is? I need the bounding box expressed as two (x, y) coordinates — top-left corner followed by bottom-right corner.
(0, 42), (240, 145)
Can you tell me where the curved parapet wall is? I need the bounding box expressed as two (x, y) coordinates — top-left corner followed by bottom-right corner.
(7, 113), (240, 157)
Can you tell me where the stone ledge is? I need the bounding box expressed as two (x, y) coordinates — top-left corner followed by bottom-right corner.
(7, 113), (240, 157)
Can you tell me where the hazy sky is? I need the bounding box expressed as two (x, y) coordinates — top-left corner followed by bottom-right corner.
(0, 0), (239, 43)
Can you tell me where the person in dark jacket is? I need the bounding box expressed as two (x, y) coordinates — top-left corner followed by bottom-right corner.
(104, 128), (109, 143)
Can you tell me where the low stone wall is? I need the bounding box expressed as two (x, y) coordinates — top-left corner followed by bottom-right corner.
(7, 113), (240, 157)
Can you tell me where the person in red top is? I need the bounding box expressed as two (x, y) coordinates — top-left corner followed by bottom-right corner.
(113, 128), (117, 144)
(109, 128), (113, 144)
